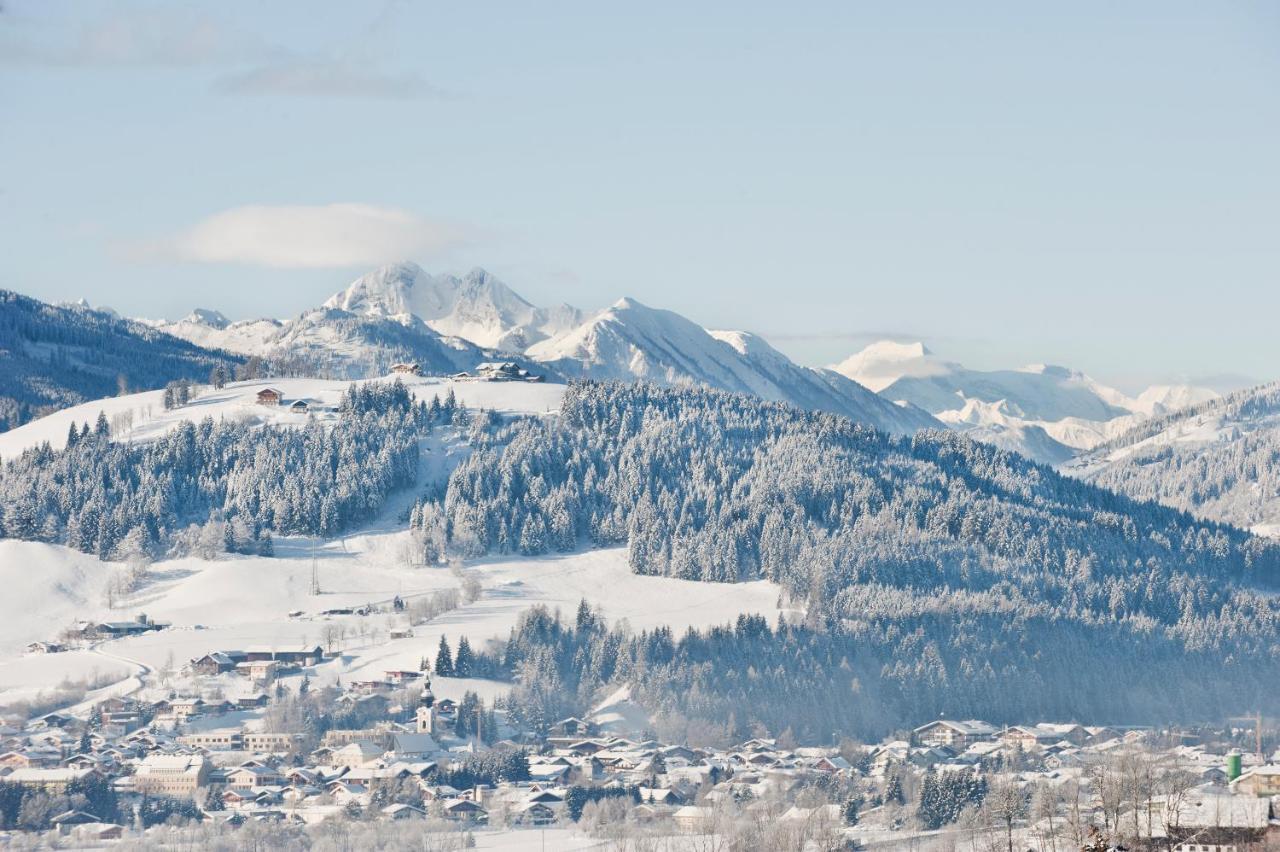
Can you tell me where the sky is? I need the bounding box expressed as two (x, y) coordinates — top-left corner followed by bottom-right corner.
(1, 1), (1277, 392)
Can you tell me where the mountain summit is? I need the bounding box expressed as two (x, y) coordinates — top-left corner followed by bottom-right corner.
(324, 262), (583, 351)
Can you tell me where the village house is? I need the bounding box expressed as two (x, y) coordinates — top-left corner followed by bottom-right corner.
(236, 659), (279, 684)
(226, 763), (285, 790)
(1230, 765), (1280, 797)
(441, 798), (488, 823)
(256, 387), (284, 406)
(390, 363), (422, 375)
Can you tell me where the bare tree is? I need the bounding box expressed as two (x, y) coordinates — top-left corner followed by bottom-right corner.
(985, 774), (1027, 852)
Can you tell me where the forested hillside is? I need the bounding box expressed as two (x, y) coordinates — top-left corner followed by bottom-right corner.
(0, 291), (243, 431)
(437, 382), (1280, 736)
(0, 382), (463, 558)
(1072, 382), (1280, 531)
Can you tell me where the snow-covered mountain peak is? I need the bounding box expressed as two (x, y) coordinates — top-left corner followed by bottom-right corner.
(830, 339), (954, 392)
(1019, 363), (1078, 379)
(1130, 384), (1219, 416)
(183, 308), (230, 329)
(320, 262), (581, 352)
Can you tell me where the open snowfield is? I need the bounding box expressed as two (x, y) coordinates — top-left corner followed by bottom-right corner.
(0, 374), (566, 459)
(0, 533), (783, 711)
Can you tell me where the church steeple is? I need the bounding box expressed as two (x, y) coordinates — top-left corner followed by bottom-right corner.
(415, 676), (435, 734)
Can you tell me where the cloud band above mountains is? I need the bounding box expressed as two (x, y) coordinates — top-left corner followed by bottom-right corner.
(167, 203), (469, 269)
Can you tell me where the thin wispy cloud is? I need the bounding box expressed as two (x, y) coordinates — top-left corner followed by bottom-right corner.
(217, 60), (443, 100)
(0, 2), (441, 100)
(0, 7), (263, 67)
(154, 203), (470, 269)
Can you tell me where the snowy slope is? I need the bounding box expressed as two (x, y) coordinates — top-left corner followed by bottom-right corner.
(323, 263), (583, 352)
(528, 298), (937, 435)
(0, 375), (566, 460)
(1065, 382), (1280, 533)
(0, 538), (781, 707)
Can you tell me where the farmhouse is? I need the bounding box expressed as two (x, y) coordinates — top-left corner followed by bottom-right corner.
(256, 388), (284, 406)
(454, 361), (542, 382)
(390, 363), (422, 375)
(190, 651), (245, 676)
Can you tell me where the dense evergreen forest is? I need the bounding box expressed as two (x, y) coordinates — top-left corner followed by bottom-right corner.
(0, 290), (244, 431)
(435, 383), (1280, 737)
(1081, 382), (1280, 529)
(0, 382), (462, 558)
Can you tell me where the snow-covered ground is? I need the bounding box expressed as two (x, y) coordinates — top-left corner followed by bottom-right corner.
(0, 372), (784, 718)
(0, 534), (783, 710)
(0, 375), (565, 459)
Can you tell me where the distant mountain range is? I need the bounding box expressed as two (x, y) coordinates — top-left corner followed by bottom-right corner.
(148, 263), (938, 436)
(5, 261), (1242, 467)
(830, 340), (1218, 464)
(0, 290), (243, 431)
(1065, 382), (1280, 535)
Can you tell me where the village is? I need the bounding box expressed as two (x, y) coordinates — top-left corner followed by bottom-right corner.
(1, 641), (1279, 852)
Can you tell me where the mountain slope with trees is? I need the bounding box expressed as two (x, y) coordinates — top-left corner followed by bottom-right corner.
(0, 291), (244, 432)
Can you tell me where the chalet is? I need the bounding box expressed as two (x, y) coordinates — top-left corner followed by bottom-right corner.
(236, 660), (279, 683)
(256, 388), (284, 406)
(550, 717), (596, 738)
(0, 750), (58, 769)
(389, 628), (414, 640)
(288, 399), (311, 414)
(234, 693), (270, 710)
(384, 670), (422, 686)
(190, 651), (245, 676)
(383, 802), (427, 821)
(513, 801), (557, 826)
(390, 363), (422, 376)
(442, 798), (488, 823)
(914, 719), (998, 748)
(473, 361), (540, 382)
(25, 641), (64, 654)
(226, 764), (285, 790)
(351, 679), (392, 695)
(51, 810), (104, 833)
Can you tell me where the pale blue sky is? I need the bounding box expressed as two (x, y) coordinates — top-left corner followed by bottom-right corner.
(2, 1), (1277, 391)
